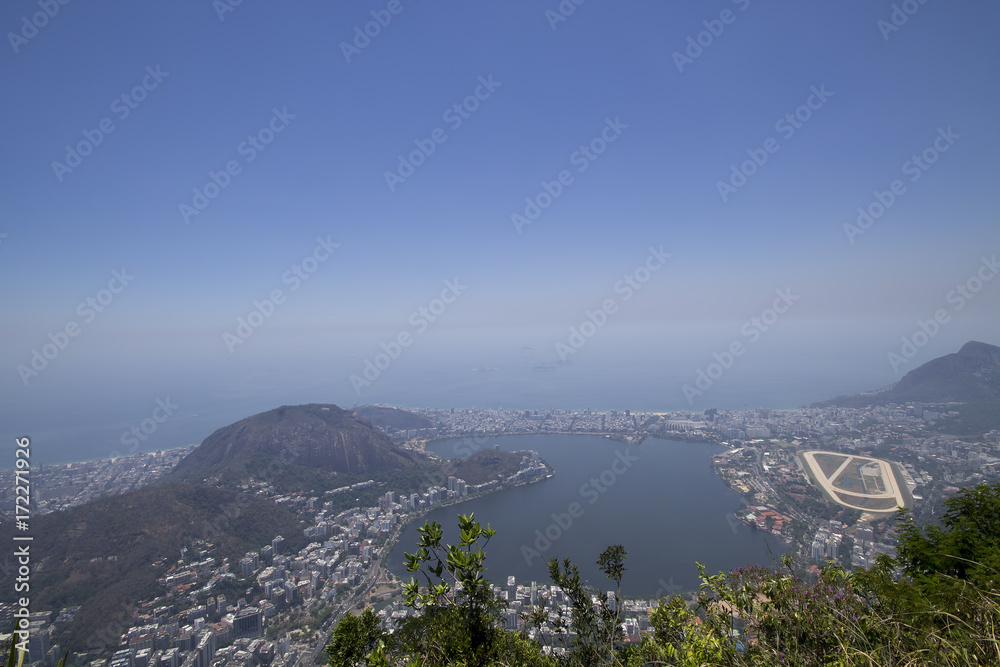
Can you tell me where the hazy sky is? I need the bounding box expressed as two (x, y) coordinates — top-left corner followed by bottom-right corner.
(3, 1), (999, 458)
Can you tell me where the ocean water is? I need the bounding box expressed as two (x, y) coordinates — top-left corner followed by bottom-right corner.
(4, 362), (873, 468)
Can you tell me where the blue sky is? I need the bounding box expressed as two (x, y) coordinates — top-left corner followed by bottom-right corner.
(2, 0), (999, 461)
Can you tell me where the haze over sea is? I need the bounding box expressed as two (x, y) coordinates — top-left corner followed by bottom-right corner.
(387, 434), (787, 596)
(4, 2), (998, 470)
(12, 349), (875, 467)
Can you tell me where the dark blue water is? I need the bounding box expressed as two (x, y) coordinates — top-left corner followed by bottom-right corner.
(388, 434), (787, 597)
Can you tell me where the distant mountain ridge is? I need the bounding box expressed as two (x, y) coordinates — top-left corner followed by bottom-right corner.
(169, 403), (417, 487)
(353, 404), (435, 431)
(893, 341), (1000, 400)
(816, 341), (1000, 433)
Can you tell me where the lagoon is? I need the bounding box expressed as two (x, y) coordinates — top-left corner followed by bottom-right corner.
(387, 434), (787, 597)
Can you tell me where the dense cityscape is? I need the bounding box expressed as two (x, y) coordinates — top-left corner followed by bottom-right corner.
(3, 399), (998, 667)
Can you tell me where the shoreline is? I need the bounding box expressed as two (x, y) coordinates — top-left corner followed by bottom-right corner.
(378, 432), (747, 601)
(9, 428), (723, 471)
(375, 466), (554, 573)
(410, 429), (726, 454)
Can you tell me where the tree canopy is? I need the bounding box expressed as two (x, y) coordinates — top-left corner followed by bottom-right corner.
(326, 482), (1000, 666)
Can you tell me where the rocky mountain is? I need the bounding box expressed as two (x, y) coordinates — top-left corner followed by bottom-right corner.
(6, 403), (545, 654)
(8, 403), (433, 651)
(169, 403), (418, 489)
(892, 341), (1000, 401)
(816, 341), (1000, 434)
